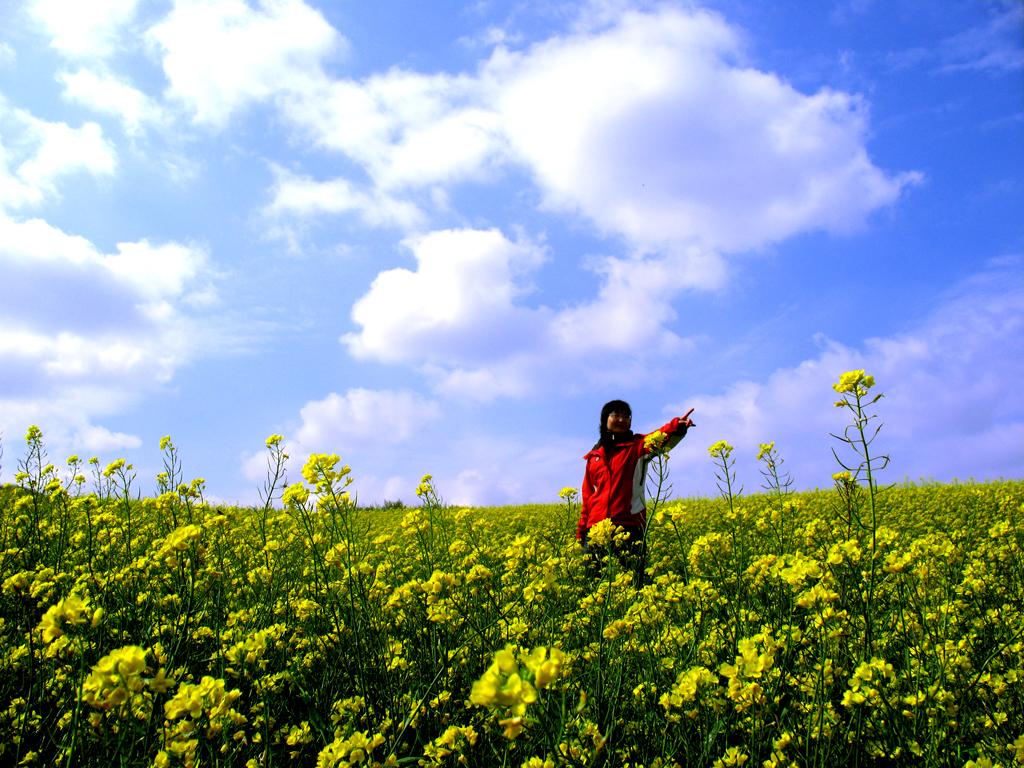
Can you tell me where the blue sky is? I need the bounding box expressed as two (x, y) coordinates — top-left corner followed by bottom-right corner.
(1, 0), (1021, 506)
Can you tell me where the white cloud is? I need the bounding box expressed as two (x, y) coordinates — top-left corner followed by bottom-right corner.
(487, 7), (919, 253)
(0, 212), (220, 466)
(278, 6), (915, 253)
(58, 68), (165, 135)
(549, 247), (726, 353)
(342, 226), (725, 401)
(0, 393), (144, 474)
(343, 228), (549, 364)
(665, 258), (1024, 495)
(147, 0), (344, 128)
(264, 166), (425, 230)
(238, 418), (584, 508)
(289, 6), (917, 398)
(30, 0), (140, 59)
(282, 69), (501, 190)
(0, 104), (116, 211)
(0, 215), (208, 302)
(294, 388), (442, 451)
(76, 424), (143, 452)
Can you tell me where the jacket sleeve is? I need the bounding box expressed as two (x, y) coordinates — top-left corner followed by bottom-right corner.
(642, 417), (689, 455)
(577, 458), (594, 540)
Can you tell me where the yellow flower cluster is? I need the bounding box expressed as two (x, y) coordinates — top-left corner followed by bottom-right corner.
(659, 666), (718, 720)
(719, 636), (777, 712)
(470, 645), (567, 739)
(707, 440), (734, 460)
(644, 430), (669, 452)
(316, 730), (385, 768)
(832, 369), (876, 395)
(81, 645), (169, 716)
(841, 657), (895, 707)
(36, 593), (98, 657)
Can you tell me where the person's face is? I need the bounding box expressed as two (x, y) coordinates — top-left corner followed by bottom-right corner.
(606, 410), (631, 434)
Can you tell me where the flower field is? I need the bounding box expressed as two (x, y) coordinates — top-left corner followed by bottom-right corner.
(1, 375), (1023, 767)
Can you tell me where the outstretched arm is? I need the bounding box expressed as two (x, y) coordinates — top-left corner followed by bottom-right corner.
(646, 408), (696, 454)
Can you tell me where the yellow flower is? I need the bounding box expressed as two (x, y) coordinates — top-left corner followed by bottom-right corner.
(714, 746), (749, 767)
(282, 482), (310, 507)
(81, 645), (149, 711)
(756, 442), (775, 461)
(1009, 735), (1024, 763)
(37, 593), (92, 646)
(103, 458), (126, 477)
(470, 645), (540, 730)
(522, 646), (567, 689)
(416, 473), (435, 497)
(832, 369), (876, 396)
(660, 666), (717, 714)
(302, 453), (349, 486)
(265, 434), (284, 448)
(708, 440), (733, 460)
(644, 430), (668, 452)
(316, 730), (385, 768)
(587, 519), (619, 548)
(500, 716), (525, 739)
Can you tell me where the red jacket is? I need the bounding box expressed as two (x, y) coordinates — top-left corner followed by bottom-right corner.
(576, 417), (689, 540)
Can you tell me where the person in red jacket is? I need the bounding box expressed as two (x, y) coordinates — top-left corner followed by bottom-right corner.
(577, 399), (695, 581)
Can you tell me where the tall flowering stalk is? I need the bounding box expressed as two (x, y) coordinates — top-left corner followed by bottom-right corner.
(708, 440), (740, 516)
(708, 440), (750, 641)
(830, 370), (889, 656)
(558, 487), (579, 539)
(757, 442), (794, 552)
(831, 370), (888, 540)
(643, 432), (674, 518)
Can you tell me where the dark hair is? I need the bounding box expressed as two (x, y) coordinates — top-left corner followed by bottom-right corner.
(597, 399), (632, 448)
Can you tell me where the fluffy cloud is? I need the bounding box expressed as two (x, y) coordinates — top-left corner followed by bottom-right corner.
(264, 166), (425, 230)
(298, 7), (915, 396)
(147, 0), (343, 128)
(441, 436), (584, 506)
(288, 75), (503, 192)
(58, 69), (165, 135)
(342, 226), (725, 400)
(665, 258), (1024, 495)
(548, 246), (726, 352)
(0, 104), (116, 211)
(277, 6), (915, 252)
(0, 212), (219, 462)
(30, 0), (140, 59)
(239, 406), (583, 507)
(293, 388), (441, 451)
(0, 393), (144, 469)
(487, 8), (919, 252)
(343, 228), (549, 365)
